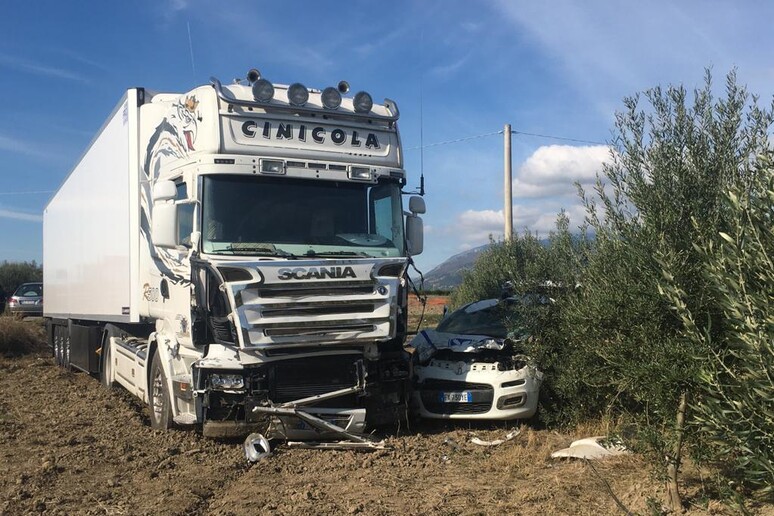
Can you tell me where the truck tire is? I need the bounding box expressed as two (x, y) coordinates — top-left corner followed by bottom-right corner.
(54, 324), (65, 367)
(63, 329), (71, 370)
(149, 348), (174, 430)
(100, 327), (116, 389)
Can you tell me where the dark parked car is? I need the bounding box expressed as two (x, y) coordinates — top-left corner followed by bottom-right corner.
(7, 282), (44, 317)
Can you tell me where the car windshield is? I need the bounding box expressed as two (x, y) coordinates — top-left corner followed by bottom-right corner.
(15, 284), (42, 297)
(436, 299), (516, 339)
(202, 175), (405, 258)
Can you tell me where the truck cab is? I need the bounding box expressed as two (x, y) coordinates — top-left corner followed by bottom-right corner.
(78, 71), (425, 438)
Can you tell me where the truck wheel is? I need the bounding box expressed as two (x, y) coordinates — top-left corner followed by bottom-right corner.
(100, 328), (115, 389)
(149, 349), (174, 430)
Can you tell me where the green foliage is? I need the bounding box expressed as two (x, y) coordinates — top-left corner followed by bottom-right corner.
(564, 69), (771, 422)
(0, 261), (43, 298)
(660, 159), (774, 500)
(451, 211), (587, 308)
(448, 71), (774, 503)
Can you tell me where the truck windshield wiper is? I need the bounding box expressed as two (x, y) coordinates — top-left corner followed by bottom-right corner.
(223, 244), (299, 258)
(305, 250), (371, 258)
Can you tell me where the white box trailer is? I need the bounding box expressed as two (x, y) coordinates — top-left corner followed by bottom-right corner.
(45, 91), (142, 325)
(43, 71), (426, 439)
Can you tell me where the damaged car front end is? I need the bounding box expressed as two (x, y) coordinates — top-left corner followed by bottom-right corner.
(410, 297), (543, 421)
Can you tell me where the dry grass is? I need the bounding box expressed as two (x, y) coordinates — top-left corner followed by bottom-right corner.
(0, 316), (46, 356)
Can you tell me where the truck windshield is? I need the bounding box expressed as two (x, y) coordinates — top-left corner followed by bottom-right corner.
(202, 175), (405, 258)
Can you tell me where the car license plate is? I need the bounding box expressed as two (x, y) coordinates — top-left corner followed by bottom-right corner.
(440, 391), (472, 403)
(20, 300), (35, 305)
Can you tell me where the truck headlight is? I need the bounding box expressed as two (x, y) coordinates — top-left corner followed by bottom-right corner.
(287, 83), (309, 106)
(210, 374), (245, 390)
(353, 91), (373, 113)
(252, 79), (275, 102)
(321, 86), (342, 109)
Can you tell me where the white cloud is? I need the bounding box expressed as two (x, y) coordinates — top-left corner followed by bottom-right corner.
(0, 134), (48, 159)
(514, 144), (611, 198)
(0, 53), (89, 83)
(428, 54), (471, 79)
(440, 198), (592, 252)
(0, 208), (43, 223)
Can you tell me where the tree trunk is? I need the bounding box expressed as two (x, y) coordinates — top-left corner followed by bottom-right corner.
(666, 391), (687, 513)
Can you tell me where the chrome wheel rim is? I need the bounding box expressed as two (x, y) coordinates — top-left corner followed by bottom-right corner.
(151, 369), (165, 421)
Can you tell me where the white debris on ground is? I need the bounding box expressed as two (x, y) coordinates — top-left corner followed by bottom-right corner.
(551, 436), (629, 460)
(469, 429), (521, 447)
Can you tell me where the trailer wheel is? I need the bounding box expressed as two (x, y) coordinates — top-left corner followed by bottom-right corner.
(149, 349), (174, 430)
(63, 329), (71, 370)
(53, 325), (64, 367)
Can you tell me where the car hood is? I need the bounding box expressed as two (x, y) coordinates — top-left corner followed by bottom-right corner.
(409, 329), (507, 364)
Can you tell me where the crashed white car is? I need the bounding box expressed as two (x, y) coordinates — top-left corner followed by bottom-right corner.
(410, 297), (543, 420)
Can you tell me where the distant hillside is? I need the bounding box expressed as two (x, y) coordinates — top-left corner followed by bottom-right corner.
(416, 244), (490, 291)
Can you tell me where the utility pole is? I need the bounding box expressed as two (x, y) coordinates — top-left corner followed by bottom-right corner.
(504, 124), (513, 241)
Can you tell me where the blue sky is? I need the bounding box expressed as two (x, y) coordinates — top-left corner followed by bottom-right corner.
(1, 0), (772, 273)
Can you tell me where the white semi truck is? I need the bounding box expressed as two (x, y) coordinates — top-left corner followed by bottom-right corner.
(43, 69), (425, 439)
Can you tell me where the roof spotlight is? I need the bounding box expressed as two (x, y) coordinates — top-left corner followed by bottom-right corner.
(337, 80), (350, 94)
(353, 91), (373, 113)
(252, 78), (274, 102)
(246, 68), (261, 84)
(287, 83), (309, 106)
(321, 86), (342, 109)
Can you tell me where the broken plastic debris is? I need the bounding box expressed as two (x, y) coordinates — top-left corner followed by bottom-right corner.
(550, 436), (629, 460)
(286, 440), (386, 451)
(244, 433), (272, 463)
(469, 429), (520, 447)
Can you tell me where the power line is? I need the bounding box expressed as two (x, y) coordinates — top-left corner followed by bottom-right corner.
(406, 131), (502, 150)
(405, 128), (607, 151)
(511, 129), (606, 146)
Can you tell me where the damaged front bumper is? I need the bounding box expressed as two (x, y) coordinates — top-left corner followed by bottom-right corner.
(414, 358), (542, 420)
(189, 349), (411, 439)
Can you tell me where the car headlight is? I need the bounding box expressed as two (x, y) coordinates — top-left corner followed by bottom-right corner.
(210, 373), (245, 390)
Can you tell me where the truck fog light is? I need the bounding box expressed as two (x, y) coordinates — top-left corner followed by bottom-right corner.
(210, 374), (245, 390)
(260, 159), (285, 175)
(348, 166), (372, 181)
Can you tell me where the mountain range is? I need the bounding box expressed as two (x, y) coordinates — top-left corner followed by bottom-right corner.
(412, 244), (490, 291)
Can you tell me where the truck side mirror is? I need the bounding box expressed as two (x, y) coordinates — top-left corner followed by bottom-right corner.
(152, 180), (177, 202)
(409, 196), (426, 214)
(152, 203), (178, 249)
(406, 214), (423, 256)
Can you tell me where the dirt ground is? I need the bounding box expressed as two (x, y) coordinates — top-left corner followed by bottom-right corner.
(0, 316), (761, 515)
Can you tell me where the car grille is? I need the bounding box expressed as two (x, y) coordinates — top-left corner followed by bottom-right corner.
(420, 379), (494, 415)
